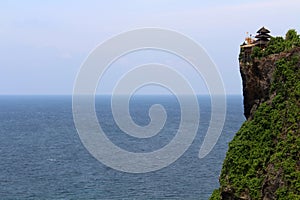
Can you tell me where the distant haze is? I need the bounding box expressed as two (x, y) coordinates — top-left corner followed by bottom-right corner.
(0, 0), (299, 95)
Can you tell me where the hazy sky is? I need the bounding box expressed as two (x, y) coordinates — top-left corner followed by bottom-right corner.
(1, 0), (299, 95)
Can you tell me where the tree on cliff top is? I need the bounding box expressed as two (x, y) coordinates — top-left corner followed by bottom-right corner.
(285, 29), (300, 50)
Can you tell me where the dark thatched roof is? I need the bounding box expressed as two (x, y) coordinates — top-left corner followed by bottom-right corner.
(255, 33), (271, 39)
(241, 41), (247, 46)
(257, 26), (270, 34)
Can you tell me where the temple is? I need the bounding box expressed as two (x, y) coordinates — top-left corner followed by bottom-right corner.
(255, 27), (271, 48)
(240, 26), (271, 62)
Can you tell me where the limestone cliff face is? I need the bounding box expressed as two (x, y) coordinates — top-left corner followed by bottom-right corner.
(240, 47), (300, 119)
(240, 57), (274, 119)
(210, 46), (300, 200)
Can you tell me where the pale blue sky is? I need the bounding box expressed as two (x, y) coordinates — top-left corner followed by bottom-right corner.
(1, 0), (299, 95)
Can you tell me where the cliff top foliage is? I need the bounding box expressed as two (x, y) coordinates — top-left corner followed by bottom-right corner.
(251, 29), (300, 59)
(211, 29), (300, 199)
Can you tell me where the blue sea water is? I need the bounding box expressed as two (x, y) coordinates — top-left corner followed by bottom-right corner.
(0, 95), (245, 199)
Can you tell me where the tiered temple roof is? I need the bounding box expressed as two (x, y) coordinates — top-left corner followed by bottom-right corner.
(254, 26), (271, 47)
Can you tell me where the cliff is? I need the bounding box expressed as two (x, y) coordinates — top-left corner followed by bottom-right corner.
(241, 47), (300, 120)
(210, 30), (300, 199)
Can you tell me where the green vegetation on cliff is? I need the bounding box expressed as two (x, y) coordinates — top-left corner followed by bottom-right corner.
(211, 30), (300, 199)
(252, 29), (300, 59)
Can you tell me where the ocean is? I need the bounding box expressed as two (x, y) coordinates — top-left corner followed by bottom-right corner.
(0, 95), (244, 199)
